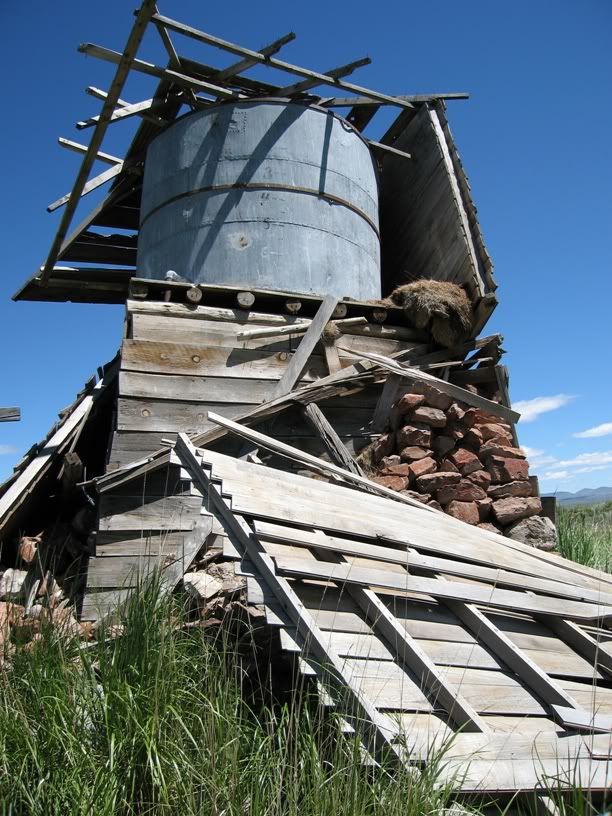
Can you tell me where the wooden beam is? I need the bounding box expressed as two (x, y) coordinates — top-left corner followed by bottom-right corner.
(552, 705), (612, 734)
(40, 0), (156, 281)
(214, 31), (296, 82)
(79, 43), (242, 99)
(47, 162), (124, 213)
(271, 557), (612, 622)
(175, 434), (401, 762)
(441, 600), (583, 709)
(204, 411), (437, 513)
(303, 403), (364, 475)
(85, 86), (169, 126)
(0, 407), (20, 423)
(371, 373), (401, 432)
(58, 138), (122, 165)
(150, 13), (415, 110)
(321, 93), (470, 107)
(367, 140), (411, 160)
(273, 56), (371, 97)
(236, 316), (366, 341)
(153, 4), (198, 110)
(76, 97), (168, 130)
(271, 295), (339, 398)
(541, 617), (612, 676)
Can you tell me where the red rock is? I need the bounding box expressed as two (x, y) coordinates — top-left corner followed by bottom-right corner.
(395, 393), (426, 415)
(372, 474), (408, 492)
(380, 455), (401, 469)
(399, 446), (433, 463)
(381, 463), (412, 476)
(445, 423), (465, 441)
(446, 500), (480, 525)
(433, 435), (455, 457)
(449, 448), (482, 475)
(461, 408), (478, 428)
(492, 496), (542, 526)
(415, 471), (461, 493)
(480, 441), (525, 461)
(467, 469), (492, 492)
(478, 522), (499, 534)
(488, 480), (533, 499)
(440, 458), (459, 473)
(472, 408), (500, 425)
(400, 490), (431, 504)
(480, 423), (513, 443)
(408, 456), (437, 481)
(397, 424), (431, 449)
(412, 382), (452, 411)
(372, 433), (395, 463)
(411, 406), (447, 428)
(487, 456), (529, 484)
(462, 427), (483, 451)
(447, 403), (466, 423)
(476, 497), (493, 521)
(437, 479), (487, 505)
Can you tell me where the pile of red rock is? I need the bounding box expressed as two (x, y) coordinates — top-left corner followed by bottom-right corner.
(368, 382), (556, 549)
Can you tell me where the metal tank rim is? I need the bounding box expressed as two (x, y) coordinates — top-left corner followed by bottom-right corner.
(143, 96), (375, 154)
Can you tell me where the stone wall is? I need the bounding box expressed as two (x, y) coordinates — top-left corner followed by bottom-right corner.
(366, 382), (556, 549)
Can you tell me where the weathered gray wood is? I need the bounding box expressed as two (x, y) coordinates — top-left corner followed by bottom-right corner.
(175, 434), (401, 761)
(302, 404), (363, 476)
(251, 520), (612, 606)
(0, 407), (20, 422)
(98, 494), (202, 532)
(151, 13), (416, 110)
(371, 373), (401, 432)
(47, 163), (124, 213)
(541, 617), (612, 676)
(119, 371), (275, 404)
(271, 556), (612, 622)
(271, 296), (339, 399)
(57, 137), (122, 165)
(552, 705), (612, 733)
(40, 0), (156, 280)
(121, 339), (326, 380)
(236, 316), (366, 341)
(204, 411), (435, 512)
(441, 600), (582, 709)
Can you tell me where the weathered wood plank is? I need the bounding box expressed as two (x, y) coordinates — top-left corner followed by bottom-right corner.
(119, 371), (275, 404)
(98, 494), (202, 531)
(271, 296), (339, 398)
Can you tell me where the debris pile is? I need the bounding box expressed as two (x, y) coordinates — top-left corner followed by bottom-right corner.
(365, 381), (556, 548)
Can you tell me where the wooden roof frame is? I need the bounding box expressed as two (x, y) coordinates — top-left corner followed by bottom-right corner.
(14, 2), (486, 305)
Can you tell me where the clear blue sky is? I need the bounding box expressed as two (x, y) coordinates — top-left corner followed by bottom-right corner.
(2, 1), (611, 493)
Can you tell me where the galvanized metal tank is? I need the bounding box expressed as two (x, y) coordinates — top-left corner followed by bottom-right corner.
(137, 100), (381, 300)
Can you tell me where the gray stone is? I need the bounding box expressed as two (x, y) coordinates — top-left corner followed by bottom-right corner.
(0, 569), (28, 601)
(504, 515), (557, 551)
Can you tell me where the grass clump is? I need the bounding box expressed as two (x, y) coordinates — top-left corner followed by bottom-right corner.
(556, 500), (612, 573)
(0, 577), (459, 816)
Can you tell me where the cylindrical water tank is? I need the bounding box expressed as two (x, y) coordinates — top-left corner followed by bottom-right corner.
(137, 100), (381, 301)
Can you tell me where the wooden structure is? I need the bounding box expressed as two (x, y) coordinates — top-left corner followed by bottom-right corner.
(3, 3), (611, 801)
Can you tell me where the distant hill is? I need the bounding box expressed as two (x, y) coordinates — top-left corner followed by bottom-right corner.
(543, 486), (612, 506)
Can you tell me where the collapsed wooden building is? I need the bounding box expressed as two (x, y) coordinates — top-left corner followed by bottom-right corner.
(2, 1), (611, 800)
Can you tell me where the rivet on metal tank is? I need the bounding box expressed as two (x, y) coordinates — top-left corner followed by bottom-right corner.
(137, 100), (381, 301)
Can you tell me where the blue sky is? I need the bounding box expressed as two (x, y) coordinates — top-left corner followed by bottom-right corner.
(1, 1), (611, 493)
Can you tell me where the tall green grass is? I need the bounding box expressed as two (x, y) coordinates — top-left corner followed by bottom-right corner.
(556, 500), (612, 573)
(0, 578), (459, 816)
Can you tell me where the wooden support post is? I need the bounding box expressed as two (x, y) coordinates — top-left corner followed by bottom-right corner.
(60, 452), (84, 503)
(372, 373), (401, 433)
(271, 295), (339, 399)
(322, 340), (342, 375)
(303, 403), (364, 475)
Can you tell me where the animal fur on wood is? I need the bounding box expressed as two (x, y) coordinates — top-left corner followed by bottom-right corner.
(388, 280), (473, 348)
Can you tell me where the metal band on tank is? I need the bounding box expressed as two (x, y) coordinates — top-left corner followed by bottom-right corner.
(139, 181), (381, 238)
